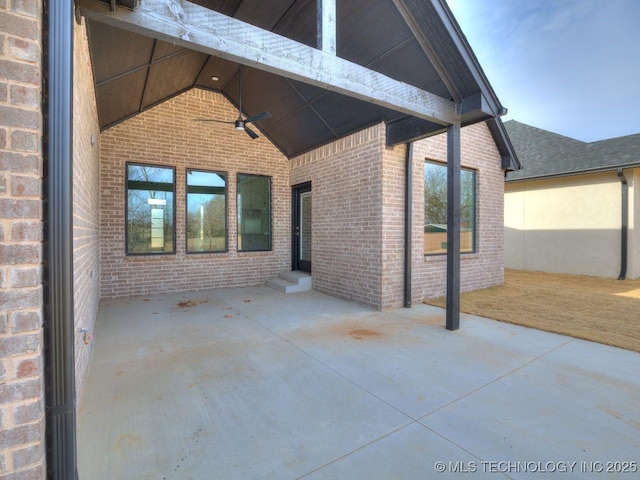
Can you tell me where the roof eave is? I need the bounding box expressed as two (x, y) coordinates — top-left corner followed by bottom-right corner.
(391, 0), (506, 120)
(506, 163), (640, 183)
(430, 0), (506, 117)
(486, 118), (521, 171)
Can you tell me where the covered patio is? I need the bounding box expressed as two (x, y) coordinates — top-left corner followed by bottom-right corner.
(78, 288), (640, 479)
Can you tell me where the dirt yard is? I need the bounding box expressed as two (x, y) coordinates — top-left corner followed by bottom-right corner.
(424, 269), (640, 353)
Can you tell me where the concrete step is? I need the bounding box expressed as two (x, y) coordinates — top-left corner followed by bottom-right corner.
(279, 271), (313, 289)
(266, 271), (312, 293)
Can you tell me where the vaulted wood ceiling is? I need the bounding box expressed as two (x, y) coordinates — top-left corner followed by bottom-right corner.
(83, 0), (508, 158)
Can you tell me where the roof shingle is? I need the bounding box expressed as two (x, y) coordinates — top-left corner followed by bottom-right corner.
(504, 120), (640, 181)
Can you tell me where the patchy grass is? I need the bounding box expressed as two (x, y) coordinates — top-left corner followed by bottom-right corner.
(424, 269), (640, 353)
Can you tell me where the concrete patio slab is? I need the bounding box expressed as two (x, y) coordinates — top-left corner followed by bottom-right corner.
(301, 422), (506, 480)
(420, 338), (640, 479)
(77, 287), (640, 479)
(283, 310), (572, 419)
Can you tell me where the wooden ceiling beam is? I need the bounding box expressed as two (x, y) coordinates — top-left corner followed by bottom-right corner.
(317, 0), (336, 55)
(386, 116), (445, 146)
(78, 0), (459, 126)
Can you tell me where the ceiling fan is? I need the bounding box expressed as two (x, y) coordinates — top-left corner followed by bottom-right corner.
(194, 66), (271, 139)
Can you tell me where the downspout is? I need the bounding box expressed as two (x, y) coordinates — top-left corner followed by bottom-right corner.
(617, 168), (628, 280)
(404, 142), (414, 308)
(43, 0), (78, 478)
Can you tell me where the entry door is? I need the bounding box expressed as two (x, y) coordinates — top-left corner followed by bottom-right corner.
(293, 183), (312, 272)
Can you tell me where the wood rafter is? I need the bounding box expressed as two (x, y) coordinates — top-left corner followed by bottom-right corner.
(79, 0), (460, 126)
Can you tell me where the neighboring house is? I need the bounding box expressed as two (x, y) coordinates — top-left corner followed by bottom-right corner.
(1, 1), (519, 477)
(504, 120), (640, 279)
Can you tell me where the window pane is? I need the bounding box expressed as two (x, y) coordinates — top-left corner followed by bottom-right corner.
(423, 161), (476, 255)
(460, 168), (476, 253)
(237, 174), (271, 251)
(187, 170), (227, 253)
(126, 164), (175, 254)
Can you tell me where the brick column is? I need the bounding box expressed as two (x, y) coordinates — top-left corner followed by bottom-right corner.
(0, 0), (46, 478)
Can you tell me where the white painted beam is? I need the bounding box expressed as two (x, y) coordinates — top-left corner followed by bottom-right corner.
(317, 0), (337, 55)
(79, 0), (459, 126)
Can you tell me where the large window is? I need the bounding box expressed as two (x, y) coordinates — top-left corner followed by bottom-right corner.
(237, 174), (271, 251)
(126, 163), (175, 254)
(186, 170), (227, 253)
(424, 161), (476, 255)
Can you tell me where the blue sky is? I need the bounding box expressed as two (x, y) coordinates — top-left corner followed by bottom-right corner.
(447, 0), (640, 142)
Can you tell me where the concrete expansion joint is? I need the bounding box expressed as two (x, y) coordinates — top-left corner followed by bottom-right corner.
(418, 337), (576, 421)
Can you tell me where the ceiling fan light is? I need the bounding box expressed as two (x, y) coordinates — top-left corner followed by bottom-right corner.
(234, 120), (245, 130)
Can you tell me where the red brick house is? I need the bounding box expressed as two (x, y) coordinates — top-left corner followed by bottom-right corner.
(0, 0), (518, 477)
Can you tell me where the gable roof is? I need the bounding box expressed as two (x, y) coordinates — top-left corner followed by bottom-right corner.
(80, 0), (517, 163)
(504, 120), (640, 182)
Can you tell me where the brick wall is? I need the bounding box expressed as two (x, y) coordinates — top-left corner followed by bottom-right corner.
(290, 124), (386, 308)
(100, 89), (290, 297)
(290, 121), (504, 309)
(73, 18), (101, 401)
(0, 0), (46, 478)
(410, 122), (505, 300)
(380, 141), (407, 309)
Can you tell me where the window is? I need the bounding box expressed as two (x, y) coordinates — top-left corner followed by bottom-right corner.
(237, 174), (271, 251)
(126, 163), (175, 254)
(424, 161), (476, 255)
(186, 170), (227, 253)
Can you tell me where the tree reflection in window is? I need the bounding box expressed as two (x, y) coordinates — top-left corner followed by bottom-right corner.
(126, 164), (175, 254)
(424, 161), (476, 255)
(186, 170), (227, 253)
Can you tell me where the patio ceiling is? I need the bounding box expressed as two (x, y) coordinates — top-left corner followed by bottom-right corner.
(81, 0), (506, 158)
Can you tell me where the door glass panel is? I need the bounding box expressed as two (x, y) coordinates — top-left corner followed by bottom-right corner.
(299, 192), (312, 262)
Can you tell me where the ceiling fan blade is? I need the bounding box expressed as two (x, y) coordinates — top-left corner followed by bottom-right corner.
(195, 68), (266, 140)
(193, 118), (235, 124)
(244, 126), (259, 139)
(245, 111), (271, 124)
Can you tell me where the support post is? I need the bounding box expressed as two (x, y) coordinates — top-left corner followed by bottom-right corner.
(446, 123), (461, 330)
(44, 0), (78, 477)
(317, 0), (337, 54)
(404, 142), (414, 308)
